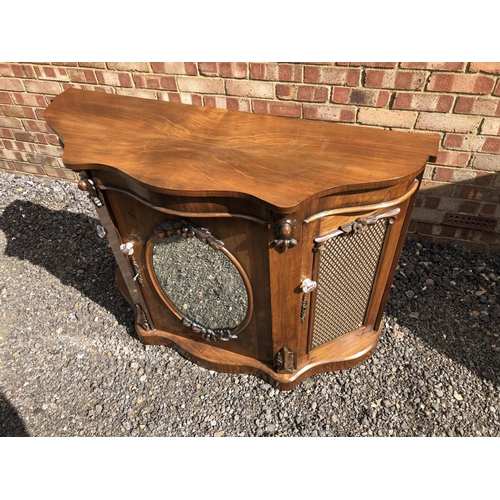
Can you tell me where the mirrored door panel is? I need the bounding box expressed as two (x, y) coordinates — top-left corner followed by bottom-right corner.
(148, 219), (253, 341)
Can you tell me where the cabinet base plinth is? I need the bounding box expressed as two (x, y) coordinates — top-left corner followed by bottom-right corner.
(118, 263), (379, 390)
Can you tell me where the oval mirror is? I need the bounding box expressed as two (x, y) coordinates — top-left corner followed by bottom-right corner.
(150, 220), (250, 341)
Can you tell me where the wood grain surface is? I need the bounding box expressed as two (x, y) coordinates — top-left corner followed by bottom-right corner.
(45, 88), (439, 213)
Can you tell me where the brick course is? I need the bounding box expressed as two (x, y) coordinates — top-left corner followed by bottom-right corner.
(252, 100), (301, 117)
(199, 62), (247, 79)
(204, 96), (251, 112)
(226, 80), (274, 99)
(427, 73), (495, 94)
(392, 92), (454, 112)
(481, 137), (500, 153)
(178, 77), (224, 94)
(454, 96), (500, 116)
(333, 87), (390, 107)
(415, 112), (481, 133)
(469, 62), (500, 74)
(0, 61), (499, 250)
(158, 92), (203, 106)
(151, 63), (197, 75)
(251, 63), (302, 82)
(400, 62), (466, 71)
(107, 62), (151, 72)
(133, 74), (176, 91)
(276, 84), (329, 102)
(471, 153), (500, 171)
(34, 66), (69, 81)
(0, 78), (25, 91)
(304, 66), (360, 86)
(0, 63), (36, 78)
(303, 104), (355, 122)
(443, 133), (485, 151)
(435, 150), (471, 167)
(66, 69), (98, 85)
(358, 108), (417, 128)
(481, 118), (500, 135)
(96, 71), (133, 88)
(365, 70), (427, 90)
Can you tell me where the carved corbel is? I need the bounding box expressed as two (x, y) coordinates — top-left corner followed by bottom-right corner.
(275, 347), (295, 373)
(77, 171), (103, 207)
(273, 219), (297, 253)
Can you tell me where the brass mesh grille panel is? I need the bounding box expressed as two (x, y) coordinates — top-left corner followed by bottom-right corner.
(311, 219), (389, 350)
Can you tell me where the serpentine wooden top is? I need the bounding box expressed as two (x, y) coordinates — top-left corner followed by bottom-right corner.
(45, 88), (439, 212)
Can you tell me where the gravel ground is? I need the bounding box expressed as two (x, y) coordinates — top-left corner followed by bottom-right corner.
(0, 170), (499, 437)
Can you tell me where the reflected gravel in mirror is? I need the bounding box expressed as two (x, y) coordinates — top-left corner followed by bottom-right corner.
(152, 235), (248, 330)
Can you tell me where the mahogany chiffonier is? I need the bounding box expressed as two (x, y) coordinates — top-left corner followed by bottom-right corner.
(45, 88), (439, 390)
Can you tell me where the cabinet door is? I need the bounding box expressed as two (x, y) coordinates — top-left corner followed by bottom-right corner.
(306, 207), (403, 352)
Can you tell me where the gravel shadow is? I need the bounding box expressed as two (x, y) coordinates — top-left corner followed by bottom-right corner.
(386, 238), (500, 386)
(0, 392), (29, 436)
(0, 199), (134, 330)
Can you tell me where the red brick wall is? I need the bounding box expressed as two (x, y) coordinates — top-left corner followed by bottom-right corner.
(1, 62), (499, 250)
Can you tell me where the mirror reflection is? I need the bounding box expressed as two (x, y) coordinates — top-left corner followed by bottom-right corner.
(152, 234), (248, 331)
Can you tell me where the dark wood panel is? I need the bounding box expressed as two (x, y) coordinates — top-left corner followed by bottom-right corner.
(105, 188), (274, 363)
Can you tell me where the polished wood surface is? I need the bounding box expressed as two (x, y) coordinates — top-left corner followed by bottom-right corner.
(46, 88), (439, 213)
(45, 89), (441, 390)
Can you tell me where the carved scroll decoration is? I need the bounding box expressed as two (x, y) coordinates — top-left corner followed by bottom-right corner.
(135, 304), (151, 331)
(131, 257), (144, 287)
(181, 317), (238, 342)
(314, 207), (401, 252)
(300, 294), (308, 323)
(155, 219), (225, 250)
